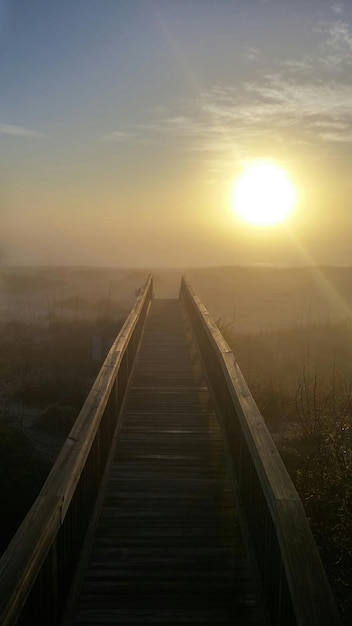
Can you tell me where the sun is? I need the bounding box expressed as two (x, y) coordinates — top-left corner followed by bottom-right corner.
(232, 161), (296, 226)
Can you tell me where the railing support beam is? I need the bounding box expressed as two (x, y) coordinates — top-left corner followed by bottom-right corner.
(0, 276), (153, 626)
(180, 275), (341, 626)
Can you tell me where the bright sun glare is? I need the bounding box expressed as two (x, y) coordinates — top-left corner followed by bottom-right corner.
(233, 161), (296, 226)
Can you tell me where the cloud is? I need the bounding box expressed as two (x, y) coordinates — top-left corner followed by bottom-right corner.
(327, 20), (352, 51)
(242, 75), (352, 123)
(243, 47), (262, 62)
(331, 3), (344, 15)
(280, 59), (315, 73)
(101, 130), (141, 143)
(314, 20), (352, 69)
(138, 69), (352, 176)
(104, 18), (352, 178)
(0, 123), (45, 138)
(138, 115), (218, 140)
(318, 130), (352, 142)
(279, 20), (352, 74)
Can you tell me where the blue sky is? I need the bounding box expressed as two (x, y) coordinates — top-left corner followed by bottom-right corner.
(1, 0), (352, 266)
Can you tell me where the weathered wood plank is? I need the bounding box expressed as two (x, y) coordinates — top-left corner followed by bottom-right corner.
(71, 299), (267, 625)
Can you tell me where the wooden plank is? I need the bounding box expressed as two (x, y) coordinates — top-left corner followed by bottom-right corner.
(71, 299), (268, 625)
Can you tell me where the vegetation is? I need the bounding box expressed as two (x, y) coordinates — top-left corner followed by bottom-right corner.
(1, 266), (351, 618)
(0, 315), (123, 405)
(33, 403), (78, 437)
(0, 312), (125, 554)
(0, 424), (49, 554)
(220, 319), (352, 623)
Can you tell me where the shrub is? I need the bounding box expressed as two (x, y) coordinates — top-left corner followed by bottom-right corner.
(220, 319), (352, 622)
(32, 403), (78, 437)
(0, 424), (49, 554)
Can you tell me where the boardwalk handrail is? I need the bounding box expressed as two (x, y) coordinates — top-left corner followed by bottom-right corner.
(180, 276), (341, 626)
(0, 275), (153, 626)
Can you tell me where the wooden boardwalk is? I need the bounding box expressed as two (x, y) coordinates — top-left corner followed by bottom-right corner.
(71, 299), (268, 625)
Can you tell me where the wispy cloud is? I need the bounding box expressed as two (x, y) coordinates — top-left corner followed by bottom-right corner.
(101, 130), (145, 143)
(134, 77), (351, 179)
(144, 17), (352, 167)
(318, 130), (352, 142)
(242, 75), (352, 123)
(148, 74), (352, 141)
(314, 20), (352, 69)
(331, 3), (344, 15)
(280, 59), (315, 73)
(243, 47), (262, 62)
(0, 123), (45, 138)
(101, 130), (136, 143)
(98, 18), (352, 178)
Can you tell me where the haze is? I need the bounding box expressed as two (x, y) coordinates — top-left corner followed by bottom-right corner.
(1, 0), (352, 267)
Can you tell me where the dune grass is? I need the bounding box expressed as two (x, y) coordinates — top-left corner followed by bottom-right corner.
(220, 318), (352, 622)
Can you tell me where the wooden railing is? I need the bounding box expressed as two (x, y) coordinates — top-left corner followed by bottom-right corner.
(0, 276), (153, 626)
(180, 276), (341, 626)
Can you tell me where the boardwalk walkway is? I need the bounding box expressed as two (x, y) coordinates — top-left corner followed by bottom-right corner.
(71, 299), (268, 624)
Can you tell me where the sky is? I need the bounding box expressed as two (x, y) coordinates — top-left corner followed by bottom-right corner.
(1, 0), (352, 267)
